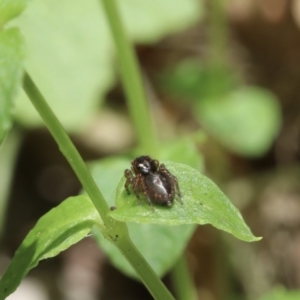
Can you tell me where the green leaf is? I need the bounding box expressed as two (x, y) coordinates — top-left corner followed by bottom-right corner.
(0, 195), (102, 299)
(110, 161), (260, 242)
(0, 0), (29, 28)
(0, 28), (24, 144)
(12, 0), (202, 130)
(162, 61), (281, 157)
(88, 157), (196, 279)
(161, 60), (238, 102)
(198, 87), (282, 157)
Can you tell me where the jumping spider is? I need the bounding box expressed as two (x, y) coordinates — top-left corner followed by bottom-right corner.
(124, 156), (183, 210)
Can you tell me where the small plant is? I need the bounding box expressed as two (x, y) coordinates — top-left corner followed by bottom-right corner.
(0, 1), (265, 299)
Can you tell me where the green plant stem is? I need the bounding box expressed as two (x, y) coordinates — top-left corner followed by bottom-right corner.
(117, 236), (175, 300)
(101, 0), (157, 156)
(24, 73), (174, 300)
(170, 255), (197, 300)
(23, 73), (111, 222)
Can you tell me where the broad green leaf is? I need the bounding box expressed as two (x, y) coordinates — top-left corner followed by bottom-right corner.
(0, 195), (102, 299)
(198, 87), (282, 157)
(13, 0), (202, 130)
(110, 161), (260, 242)
(258, 287), (300, 300)
(0, 0), (29, 28)
(88, 156), (196, 279)
(0, 28), (24, 144)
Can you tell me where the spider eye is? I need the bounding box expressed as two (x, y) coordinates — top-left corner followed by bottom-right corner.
(138, 162), (150, 174)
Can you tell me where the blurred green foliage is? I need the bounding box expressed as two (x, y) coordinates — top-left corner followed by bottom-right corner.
(161, 59), (282, 157)
(0, 0), (29, 28)
(11, 0), (202, 130)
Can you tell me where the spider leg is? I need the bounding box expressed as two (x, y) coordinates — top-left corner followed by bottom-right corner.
(140, 179), (155, 211)
(159, 164), (183, 204)
(132, 176), (143, 205)
(124, 169), (134, 195)
(125, 172), (144, 206)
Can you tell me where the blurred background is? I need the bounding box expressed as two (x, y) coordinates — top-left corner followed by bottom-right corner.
(1, 0), (300, 299)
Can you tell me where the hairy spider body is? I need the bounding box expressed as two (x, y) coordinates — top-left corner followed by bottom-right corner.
(124, 156), (182, 210)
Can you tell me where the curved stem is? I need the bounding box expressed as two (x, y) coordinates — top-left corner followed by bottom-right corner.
(117, 235), (175, 300)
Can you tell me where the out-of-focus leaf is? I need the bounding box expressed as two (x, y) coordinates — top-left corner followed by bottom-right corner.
(118, 0), (203, 43)
(159, 136), (205, 171)
(0, 196), (102, 299)
(160, 60), (238, 102)
(88, 157), (130, 207)
(198, 87), (282, 157)
(88, 156), (196, 279)
(13, 0), (202, 130)
(111, 161), (260, 242)
(0, 28), (24, 144)
(0, 0), (29, 28)
(161, 60), (281, 157)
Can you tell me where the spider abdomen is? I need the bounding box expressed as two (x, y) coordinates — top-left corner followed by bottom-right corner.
(145, 173), (174, 206)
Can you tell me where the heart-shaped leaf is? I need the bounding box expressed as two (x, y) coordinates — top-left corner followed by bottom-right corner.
(110, 161), (260, 242)
(0, 195), (102, 299)
(0, 28), (24, 144)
